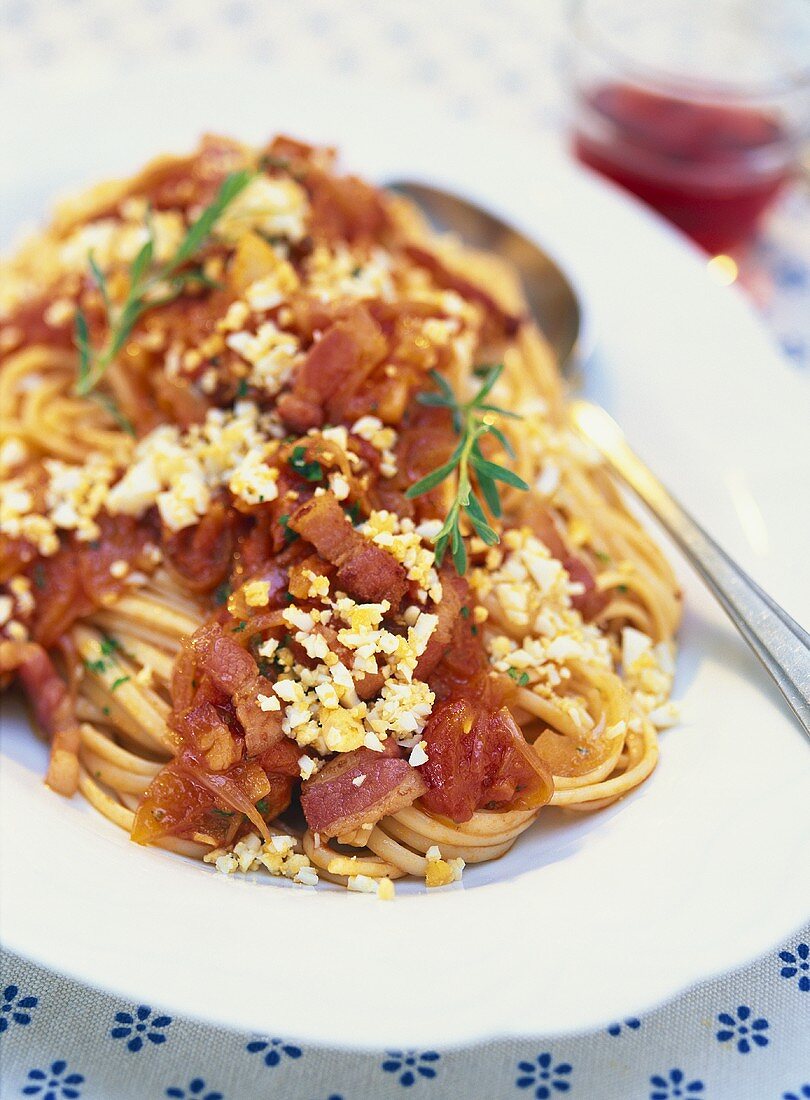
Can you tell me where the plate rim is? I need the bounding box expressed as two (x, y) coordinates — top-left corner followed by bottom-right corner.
(1, 63), (809, 1049)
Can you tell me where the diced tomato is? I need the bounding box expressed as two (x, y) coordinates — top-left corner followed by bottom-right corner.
(420, 677), (553, 823)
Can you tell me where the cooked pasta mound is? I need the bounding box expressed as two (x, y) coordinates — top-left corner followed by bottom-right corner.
(0, 134), (681, 896)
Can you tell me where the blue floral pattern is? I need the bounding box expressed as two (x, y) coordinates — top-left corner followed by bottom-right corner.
(166, 1079), (222, 1100)
(0, 982), (38, 1032)
(515, 1053), (572, 1098)
(381, 1049), (441, 1087)
(110, 1005), (172, 1052)
(245, 1036), (303, 1067)
(649, 1068), (704, 1099)
(606, 1017), (640, 1037)
(783, 1087), (810, 1100)
(779, 942), (810, 992)
(715, 1005), (769, 1053)
(22, 1060), (84, 1099)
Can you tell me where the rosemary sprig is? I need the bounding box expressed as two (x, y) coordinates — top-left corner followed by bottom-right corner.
(406, 364), (528, 573)
(74, 168), (255, 400)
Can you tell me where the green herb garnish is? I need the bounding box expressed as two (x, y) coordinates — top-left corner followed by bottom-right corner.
(232, 621), (248, 633)
(74, 169), (255, 400)
(213, 581), (231, 606)
(100, 635), (120, 658)
(278, 514), (299, 544)
(288, 445), (324, 482)
(236, 379), (249, 397)
(406, 365), (528, 574)
(507, 668), (530, 687)
(211, 808), (234, 818)
(256, 799), (270, 815)
(110, 675), (130, 691)
(84, 658), (108, 675)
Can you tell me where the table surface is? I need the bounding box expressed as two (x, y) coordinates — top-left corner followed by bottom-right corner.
(0, 2), (808, 1098)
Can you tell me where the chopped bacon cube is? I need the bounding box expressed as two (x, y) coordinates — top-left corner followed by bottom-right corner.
(300, 744), (427, 837)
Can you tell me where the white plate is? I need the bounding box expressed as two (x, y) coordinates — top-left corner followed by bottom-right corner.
(1, 63), (809, 1050)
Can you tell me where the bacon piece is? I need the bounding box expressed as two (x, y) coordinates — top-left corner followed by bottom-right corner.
(300, 744), (427, 837)
(187, 622), (284, 757)
(191, 621), (256, 692)
(404, 244), (524, 340)
(276, 306), (386, 431)
(308, 171), (390, 243)
(415, 569), (468, 680)
(288, 492), (407, 607)
(1, 641), (79, 796)
(233, 679), (284, 758)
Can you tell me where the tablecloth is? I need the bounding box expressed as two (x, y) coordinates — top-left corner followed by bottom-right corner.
(0, 2), (808, 1097)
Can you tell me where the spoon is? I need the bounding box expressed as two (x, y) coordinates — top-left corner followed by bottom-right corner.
(387, 180), (587, 375)
(388, 179), (810, 739)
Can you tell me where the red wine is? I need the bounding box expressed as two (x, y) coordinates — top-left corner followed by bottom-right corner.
(573, 84), (791, 252)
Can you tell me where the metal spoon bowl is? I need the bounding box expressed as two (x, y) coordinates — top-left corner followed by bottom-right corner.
(386, 178), (810, 740)
(387, 180), (588, 375)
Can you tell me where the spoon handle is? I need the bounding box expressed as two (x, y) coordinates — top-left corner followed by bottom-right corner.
(570, 400), (810, 739)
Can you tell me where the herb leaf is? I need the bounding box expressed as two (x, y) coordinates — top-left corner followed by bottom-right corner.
(74, 168), (255, 402)
(289, 445), (324, 482)
(168, 168), (255, 272)
(406, 364), (527, 573)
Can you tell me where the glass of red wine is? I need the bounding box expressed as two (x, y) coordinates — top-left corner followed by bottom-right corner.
(569, 0), (810, 253)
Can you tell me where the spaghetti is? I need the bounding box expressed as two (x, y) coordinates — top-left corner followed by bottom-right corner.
(0, 134), (681, 895)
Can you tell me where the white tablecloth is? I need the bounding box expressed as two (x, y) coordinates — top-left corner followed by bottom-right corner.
(1, 3), (808, 1097)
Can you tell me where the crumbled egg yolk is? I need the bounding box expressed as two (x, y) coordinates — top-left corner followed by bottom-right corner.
(424, 845), (465, 888)
(212, 176), (310, 244)
(359, 511), (442, 602)
(204, 832), (319, 885)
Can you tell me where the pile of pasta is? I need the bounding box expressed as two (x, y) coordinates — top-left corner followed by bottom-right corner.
(0, 134), (680, 896)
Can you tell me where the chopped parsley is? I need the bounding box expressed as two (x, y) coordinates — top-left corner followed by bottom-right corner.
(507, 668), (530, 687)
(111, 675), (130, 691)
(344, 501), (361, 525)
(100, 635), (120, 658)
(84, 658), (108, 674)
(460, 606), (470, 619)
(211, 808), (234, 818)
(231, 620), (248, 633)
(236, 378), (249, 397)
(255, 799), (270, 815)
(288, 445), (324, 482)
(279, 514), (299, 544)
(213, 581), (231, 606)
